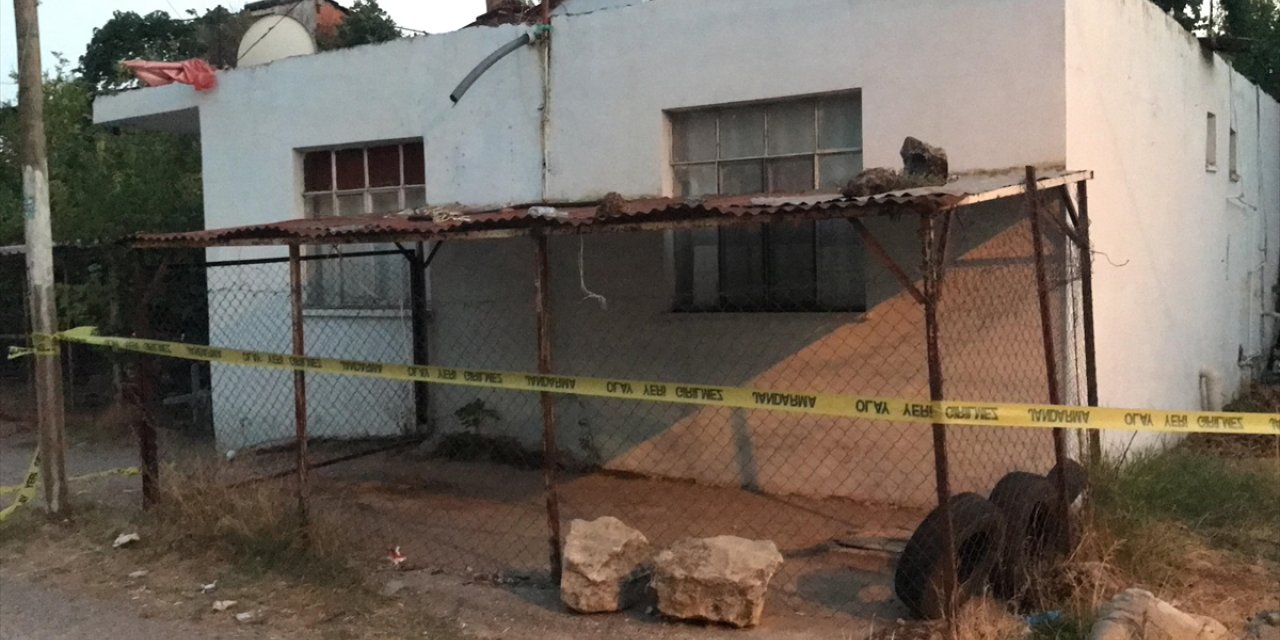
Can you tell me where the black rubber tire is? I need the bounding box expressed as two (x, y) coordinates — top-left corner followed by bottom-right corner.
(894, 493), (1006, 619)
(988, 471), (1059, 601)
(1045, 459), (1088, 504)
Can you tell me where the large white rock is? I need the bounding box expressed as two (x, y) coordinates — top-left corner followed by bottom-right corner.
(1090, 589), (1230, 640)
(651, 536), (784, 628)
(560, 517), (652, 613)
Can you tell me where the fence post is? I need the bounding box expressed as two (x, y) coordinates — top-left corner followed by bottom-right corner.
(1025, 167), (1074, 552)
(410, 242), (431, 435)
(129, 253), (166, 508)
(920, 209), (958, 622)
(533, 232), (562, 582)
(289, 245), (310, 524)
(1076, 182), (1102, 463)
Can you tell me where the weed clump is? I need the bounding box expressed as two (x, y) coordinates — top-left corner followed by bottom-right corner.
(151, 463), (354, 584)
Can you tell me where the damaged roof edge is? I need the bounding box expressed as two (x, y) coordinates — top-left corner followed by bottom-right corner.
(130, 170), (1092, 249)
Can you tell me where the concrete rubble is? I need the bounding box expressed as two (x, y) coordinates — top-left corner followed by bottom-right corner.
(1090, 589), (1229, 640)
(843, 167), (904, 197)
(1246, 611), (1280, 640)
(651, 535), (783, 628)
(560, 517), (652, 613)
(900, 136), (949, 180)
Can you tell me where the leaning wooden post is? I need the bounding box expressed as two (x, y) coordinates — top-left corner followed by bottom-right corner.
(920, 209), (958, 623)
(288, 245), (310, 524)
(129, 253), (168, 508)
(533, 232), (562, 582)
(1025, 167), (1074, 552)
(14, 0), (68, 515)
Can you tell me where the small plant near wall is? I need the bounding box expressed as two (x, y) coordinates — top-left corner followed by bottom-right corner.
(455, 399), (502, 435)
(435, 399), (540, 469)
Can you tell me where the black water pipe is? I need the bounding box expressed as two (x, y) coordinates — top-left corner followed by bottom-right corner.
(450, 33), (533, 104)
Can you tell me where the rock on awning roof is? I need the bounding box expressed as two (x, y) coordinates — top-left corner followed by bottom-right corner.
(131, 169), (1090, 249)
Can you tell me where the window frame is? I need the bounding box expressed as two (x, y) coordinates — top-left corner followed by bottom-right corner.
(302, 140), (426, 219)
(666, 93), (866, 314)
(668, 92), (864, 197)
(1228, 126), (1239, 182)
(1205, 112), (1218, 172)
(300, 140), (426, 312)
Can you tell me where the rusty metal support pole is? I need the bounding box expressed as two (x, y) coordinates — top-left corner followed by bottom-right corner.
(534, 233), (562, 582)
(409, 242), (430, 435)
(288, 245), (310, 524)
(1076, 182), (1102, 463)
(1026, 167), (1073, 552)
(920, 209), (958, 623)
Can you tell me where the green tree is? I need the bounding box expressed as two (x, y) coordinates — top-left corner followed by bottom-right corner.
(0, 68), (202, 246)
(1219, 0), (1280, 97)
(77, 10), (199, 95)
(1150, 0), (1206, 31)
(192, 6), (256, 70)
(324, 0), (400, 50)
(77, 7), (252, 96)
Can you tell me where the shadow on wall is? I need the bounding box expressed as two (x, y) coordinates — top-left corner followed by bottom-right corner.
(581, 202), (1059, 506)
(429, 199), (1064, 508)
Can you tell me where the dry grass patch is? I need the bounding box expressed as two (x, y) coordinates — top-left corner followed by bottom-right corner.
(1016, 443), (1280, 637)
(149, 461), (356, 585)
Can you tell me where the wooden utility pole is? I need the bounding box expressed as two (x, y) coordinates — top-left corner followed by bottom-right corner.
(14, 0), (69, 514)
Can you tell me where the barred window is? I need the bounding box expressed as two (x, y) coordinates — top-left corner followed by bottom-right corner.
(301, 141), (426, 310)
(669, 94), (866, 312)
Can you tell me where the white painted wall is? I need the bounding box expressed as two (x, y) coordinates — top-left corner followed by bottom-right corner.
(547, 0), (1067, 199)
(121, 24), (547, 450)
(93, 0), (1280, 497)
(96, 0), (1071, 467)
(1065, 0), (1280, 453)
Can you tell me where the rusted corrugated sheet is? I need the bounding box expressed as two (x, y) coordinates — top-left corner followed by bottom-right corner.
(132, 169), (1090, 249)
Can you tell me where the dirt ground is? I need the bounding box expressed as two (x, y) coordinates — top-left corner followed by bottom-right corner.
(4, 414), (1277, 639)
(1, 423), (917, 639)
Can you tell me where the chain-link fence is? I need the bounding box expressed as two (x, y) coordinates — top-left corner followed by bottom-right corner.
(102, 181), (1079, 619)
(6, 177), (1274, 628)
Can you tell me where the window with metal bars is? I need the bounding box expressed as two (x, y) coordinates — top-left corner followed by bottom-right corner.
(301, 141), (426, 310)
(668, 93), (866, 312)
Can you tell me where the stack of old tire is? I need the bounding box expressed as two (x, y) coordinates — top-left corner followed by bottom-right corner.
(893, 460), (1088, 619)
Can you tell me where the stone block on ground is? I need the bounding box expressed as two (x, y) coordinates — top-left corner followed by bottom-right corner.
(651, 536), (784, 628)
(1090, 588), (1229, 640)
(560, 517), (652, 613)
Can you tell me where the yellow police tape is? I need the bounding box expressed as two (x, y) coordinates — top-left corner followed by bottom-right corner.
(6, 334), (58, 361)
(42, 326), (1279, 437)
(0, 450), (40, 523)
(0, 465), (140, 495)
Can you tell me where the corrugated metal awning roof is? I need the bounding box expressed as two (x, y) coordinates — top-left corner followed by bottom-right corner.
(132, 169), (1091, 248)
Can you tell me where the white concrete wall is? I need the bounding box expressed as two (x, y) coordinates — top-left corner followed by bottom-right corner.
(547, 0), (1067, 199)
(1065, 0), (1280, 453)
(175, 24), (545, 449)
(92, 0), (1280, 488)
(94, 0), (1073, 463)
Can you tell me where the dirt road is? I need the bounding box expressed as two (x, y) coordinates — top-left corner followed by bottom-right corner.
(0, 572), (257, 640)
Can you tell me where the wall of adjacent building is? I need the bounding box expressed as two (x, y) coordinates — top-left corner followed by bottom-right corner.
(1065, 0), (1280, 454)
